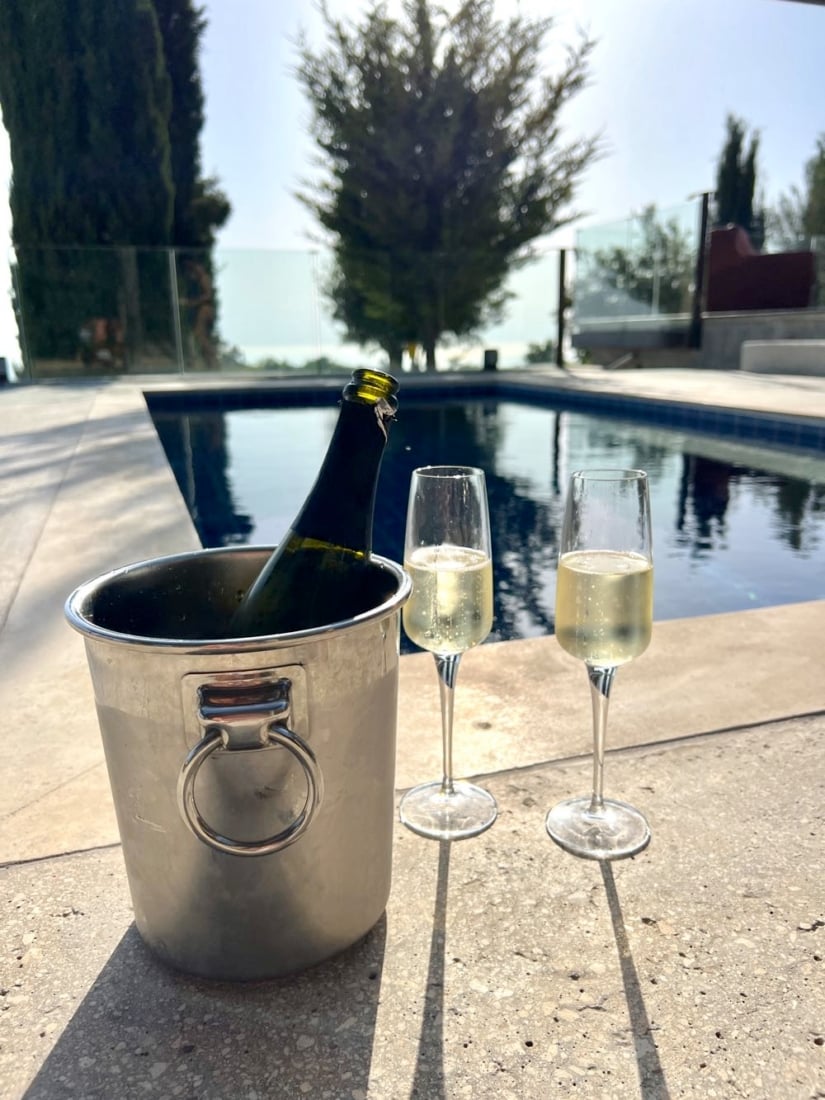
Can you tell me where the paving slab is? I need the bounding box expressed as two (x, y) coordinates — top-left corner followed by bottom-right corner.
(0, 383), (199, 861)
(137, 364), (825, 422)
(0, 387), (97, 629)
(1, 714), (823, 1100)
(547, 365), (825, 421)
(394, 599), (825, 792)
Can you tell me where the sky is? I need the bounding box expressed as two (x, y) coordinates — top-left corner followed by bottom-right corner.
(2, 0), (824, 367)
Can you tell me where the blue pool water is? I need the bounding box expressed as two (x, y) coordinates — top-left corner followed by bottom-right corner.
(151, 393), (825, 646)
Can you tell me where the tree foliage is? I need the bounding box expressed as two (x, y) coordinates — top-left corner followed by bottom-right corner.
(714, 113), (764, 248)
(0, 0), (229, 367)
(297, 0), (599, 369)
(801, 135), (825, 243)
(525, 338), (556, 365)
(767, 184), (808, 251)
(766, 136), (825, 249)
(0, 1), (174, 247)
(576, 205), (695, 319)
(153, 0), (230, 248)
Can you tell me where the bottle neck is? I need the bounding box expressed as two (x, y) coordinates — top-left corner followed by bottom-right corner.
(291, 394), (393, 552)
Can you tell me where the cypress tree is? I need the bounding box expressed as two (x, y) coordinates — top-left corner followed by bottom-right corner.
(152, 0), (229, 248)
(297, 0), (599, 370)
(714, 114), (764, 248)
(0, 0), (229, 370)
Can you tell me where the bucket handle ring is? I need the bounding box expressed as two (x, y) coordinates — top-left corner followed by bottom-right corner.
(177, 723), (324, 857)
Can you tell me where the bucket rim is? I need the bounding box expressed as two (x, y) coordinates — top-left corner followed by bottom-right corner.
(65, 545), (411, 654)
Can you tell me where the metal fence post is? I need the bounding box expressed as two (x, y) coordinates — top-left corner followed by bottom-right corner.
(688, 192), (710, 349)
(168, 248), (186, 373)
(556, 248), (567, 369)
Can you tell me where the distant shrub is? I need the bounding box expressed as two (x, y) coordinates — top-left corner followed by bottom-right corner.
(525, 339), (556, 364)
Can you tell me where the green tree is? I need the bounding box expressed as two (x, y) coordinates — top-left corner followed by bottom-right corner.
(525, 338), (556, 364)
(767, 135), (825, 306)
(0, 0), (228, 369)
(767, 136), (825, 248)
(297, 0), (599, 370)
(714, 113), (764, 248)
(0, 0), (174, 248)
(767, 184), (808, 250)
(152, 0), (230, 370)
(802, 135), (825, 242)
(576, 205), (695, 318)
(153, 0), (230, 248)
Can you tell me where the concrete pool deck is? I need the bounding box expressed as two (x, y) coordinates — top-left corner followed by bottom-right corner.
(0, 366), (823, 1098)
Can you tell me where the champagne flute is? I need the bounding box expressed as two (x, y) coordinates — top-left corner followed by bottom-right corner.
(399, 466), (497, 841)
(546, 468), (654, 860)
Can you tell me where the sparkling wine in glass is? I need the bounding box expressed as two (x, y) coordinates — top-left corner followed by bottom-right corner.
(545, 468), (654, 860)
(399, 466), (497, 841)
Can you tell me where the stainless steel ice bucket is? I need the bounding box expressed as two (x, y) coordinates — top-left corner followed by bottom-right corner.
(66, 545), (411, 981)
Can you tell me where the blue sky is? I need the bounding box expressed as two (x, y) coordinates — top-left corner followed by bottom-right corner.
(2, 0), (824, 364)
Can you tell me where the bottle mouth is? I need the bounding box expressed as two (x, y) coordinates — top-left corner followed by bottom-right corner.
(345, 368), (399, 411)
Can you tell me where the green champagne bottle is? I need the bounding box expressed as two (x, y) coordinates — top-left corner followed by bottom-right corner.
(230, 367), (399, 636)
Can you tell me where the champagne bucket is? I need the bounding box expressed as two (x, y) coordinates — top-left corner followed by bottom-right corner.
(65, 545), (411, 981)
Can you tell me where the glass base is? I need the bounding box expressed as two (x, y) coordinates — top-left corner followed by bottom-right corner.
(399, 780), (498, 841)
(545, 796), (650, 861)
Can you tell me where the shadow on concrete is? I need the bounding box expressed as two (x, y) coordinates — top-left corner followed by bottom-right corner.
(601, 863), (671, 1100)
(409, 839), (450, 1100)
(23, 916), (387, 1099)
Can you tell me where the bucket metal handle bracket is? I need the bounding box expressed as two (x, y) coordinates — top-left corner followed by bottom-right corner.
(177, 681), (323, 858)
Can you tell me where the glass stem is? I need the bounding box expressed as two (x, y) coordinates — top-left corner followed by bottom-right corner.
(434, 653), (461, 795)
(587, 664), (617, 815)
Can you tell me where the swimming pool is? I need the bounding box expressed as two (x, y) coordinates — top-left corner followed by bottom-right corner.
(151, 391), (825, 647)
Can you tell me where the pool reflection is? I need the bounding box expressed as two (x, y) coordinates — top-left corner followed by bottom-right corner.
(151, 397), (825, 646)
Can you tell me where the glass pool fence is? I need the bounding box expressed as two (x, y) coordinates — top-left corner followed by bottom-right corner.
(7, 243), (565, 381)
(8, 199), (824, 380)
